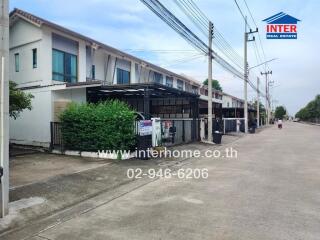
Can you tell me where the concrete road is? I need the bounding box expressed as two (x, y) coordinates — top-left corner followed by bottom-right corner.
(13, 122), (320, 239)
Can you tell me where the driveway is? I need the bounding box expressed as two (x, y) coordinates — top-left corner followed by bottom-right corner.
(10, 153), (111, 188)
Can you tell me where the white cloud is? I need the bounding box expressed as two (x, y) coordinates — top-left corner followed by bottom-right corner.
(108, 13), (144, 23)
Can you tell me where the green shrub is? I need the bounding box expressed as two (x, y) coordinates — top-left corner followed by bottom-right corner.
(60, 100), (136, 151)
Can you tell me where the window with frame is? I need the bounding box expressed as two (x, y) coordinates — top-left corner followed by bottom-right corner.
(15, 53), (19, 72)
(32, 48), (37, 68)
(154, 72), (163, 84)
(117, 68), (130, 84)
(52, 49), (77, 83)
(192, 86), (198, 94)
(166, 76), (173, 87)
(91, 65), (96, 79)
(177, 80), (184, 90)
(185, 83), (192, 92)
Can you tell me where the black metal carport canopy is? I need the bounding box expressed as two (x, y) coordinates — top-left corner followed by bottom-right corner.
(86, 83), (199, 98)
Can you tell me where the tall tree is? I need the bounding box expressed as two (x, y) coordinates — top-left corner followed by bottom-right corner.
(203, 79), (223, 91)
(295, 95), (320, 120)
(274, 106), (287, 119)
(252, 100), (266, 112)
(9, 81), (34, 119)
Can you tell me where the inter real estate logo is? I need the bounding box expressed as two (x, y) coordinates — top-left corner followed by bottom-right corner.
(263, 12), (301, 39)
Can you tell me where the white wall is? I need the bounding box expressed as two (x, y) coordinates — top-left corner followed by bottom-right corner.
(9, 20), (55, 87)
(86, 46), (92, 79)
(78, 40), (87, 82)
(86, 46), (198, 89)
(40, 26), (52, 86)
(9, 41), (42, 87)
(10, 87), (53, 147)
(10, 17), (201, 89)
(10, 87), (87, 147)
(53, 88), (87, 103)
(86, 48), (119, 84)
(10, 19), (41, 48)
(90, 48), (107, 81)
(52, 33), (78, 55)
(222, 95), (233, 108)
(9, 20), (43, 87)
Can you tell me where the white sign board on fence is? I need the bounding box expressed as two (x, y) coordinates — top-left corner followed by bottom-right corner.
(139, 120), (152, 136)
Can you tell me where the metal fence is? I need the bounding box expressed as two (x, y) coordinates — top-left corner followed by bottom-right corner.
(222, 118), (245, 134)
(160, 119), (200, 146)
(50, 122), (63, 151)
(50, 119), (200, 151)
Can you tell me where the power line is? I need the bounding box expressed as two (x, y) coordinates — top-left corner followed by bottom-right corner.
(161, 54), (205, 68)
(183, 0), (244, 65)
(242, 0), (257, 27)
(140, 0), (267, 97)
(141, 0), (207, 53)
(234, 0), (252, 29)
(183, 0), (210, 23)
(140, 0), (244, 79)
(233, 0), (270, 99)
(183, 0), (267, 98)
(174, 0), (208, 35)
(173, 0), (244, 70)
(173, 0), (244, 64)
(242, 0), (268, 71)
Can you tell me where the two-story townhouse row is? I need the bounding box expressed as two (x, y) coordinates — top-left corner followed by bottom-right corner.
(222, 92), (256, 118)
(9, 8), (203, 148)
(198, 85), (223, 118)
(222, 93), (244, 109)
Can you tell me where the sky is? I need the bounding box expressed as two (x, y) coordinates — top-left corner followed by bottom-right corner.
(9, 0), (320, 115)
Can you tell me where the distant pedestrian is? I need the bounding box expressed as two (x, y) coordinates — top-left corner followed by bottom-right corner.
(278, 119), (283, 129)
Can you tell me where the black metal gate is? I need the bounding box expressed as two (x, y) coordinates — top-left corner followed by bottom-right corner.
(50, 122), (63, 151)
(160, 119), (200, 146)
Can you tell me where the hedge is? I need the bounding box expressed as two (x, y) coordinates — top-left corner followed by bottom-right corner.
(59, 100), (136, 151)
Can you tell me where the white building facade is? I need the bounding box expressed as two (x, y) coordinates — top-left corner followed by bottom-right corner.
(222, 93), (244, 109)
(9, 9), (202, 148)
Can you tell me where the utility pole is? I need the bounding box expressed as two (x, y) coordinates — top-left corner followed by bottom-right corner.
(261, 70), (272, 125)
(243, 16), (257, 133)
(207, 21), (213, 142)
(257, 77), (260, 128)
(0, 0), (9, 218)
(268, 80), (275, 120)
